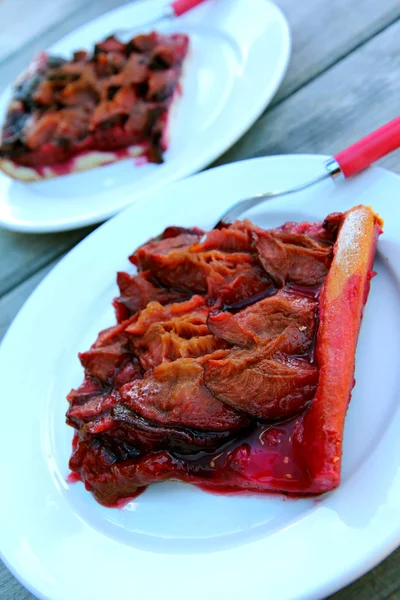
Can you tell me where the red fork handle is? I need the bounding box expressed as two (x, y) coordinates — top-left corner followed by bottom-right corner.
(334, 116), (400, 178)
(171, 0), (207, 17)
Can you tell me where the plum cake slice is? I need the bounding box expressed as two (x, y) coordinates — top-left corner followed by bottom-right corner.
(66, 206), (382, 505)
(0, 32), (189, 181)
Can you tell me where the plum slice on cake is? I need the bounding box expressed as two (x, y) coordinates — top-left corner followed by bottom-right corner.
(66, 206), (382, 505)
(0, 32), (189, 181)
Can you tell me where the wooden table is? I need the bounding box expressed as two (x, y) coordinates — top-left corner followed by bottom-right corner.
(1, 1), (400, 598)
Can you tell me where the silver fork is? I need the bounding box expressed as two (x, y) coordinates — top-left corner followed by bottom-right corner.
(215, 116), (400, 227)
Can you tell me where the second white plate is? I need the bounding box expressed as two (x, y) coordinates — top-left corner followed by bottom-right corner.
(0, 0), (290, 233)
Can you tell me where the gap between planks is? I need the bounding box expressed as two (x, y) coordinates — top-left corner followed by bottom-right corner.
(272, 0), (400, 106)
(326, 547), (400, 600)
(214, 15), (400, 172)
(0, 0), (133, 68)
(0, 0), (400, 301)
(1, 3), (400, 600)
(0, 259), (56, 342)
(0, 226), (94, 300)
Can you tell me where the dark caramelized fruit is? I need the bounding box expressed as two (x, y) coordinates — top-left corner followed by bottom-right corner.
(0, 32), (189, 172)
(67, 208), (382, 506)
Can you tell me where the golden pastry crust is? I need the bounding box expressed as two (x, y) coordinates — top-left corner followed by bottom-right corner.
(0, 146), (143, 182)
(298, 205), (383, 491)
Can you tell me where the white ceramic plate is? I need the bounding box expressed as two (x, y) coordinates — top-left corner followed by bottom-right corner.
(1, 155), (400, 600)
(0, 0), (290, 233)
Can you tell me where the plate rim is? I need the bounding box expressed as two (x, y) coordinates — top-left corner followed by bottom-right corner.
(1, 154), (400, 600)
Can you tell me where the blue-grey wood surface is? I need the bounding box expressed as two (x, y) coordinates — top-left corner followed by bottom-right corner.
(1, 1), (400, 598)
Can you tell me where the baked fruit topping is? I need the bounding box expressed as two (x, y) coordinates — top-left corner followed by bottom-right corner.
(0, 32), (189, 180)
(67, 206), (382, 505)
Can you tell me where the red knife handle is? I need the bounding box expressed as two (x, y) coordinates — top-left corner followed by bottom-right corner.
(334, 116), (400, 178)
(171, 0), (207, 17)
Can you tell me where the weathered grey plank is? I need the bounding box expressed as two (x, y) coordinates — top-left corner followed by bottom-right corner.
(0, 0), (399, 300)
(0, 565), (35, 600)
(0, 226), (93, 298)
(0, 0), (133, 89)
(327, 547), (400, 600)
(0, 0), (398, 100)
(273, 0), (400, 104)
(1, 1), (400, 599)
(0, 0), (85, 62)
(215, 15), (400, 172)
(0, 0), (399, 100)
(0, 260), (55, 342)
